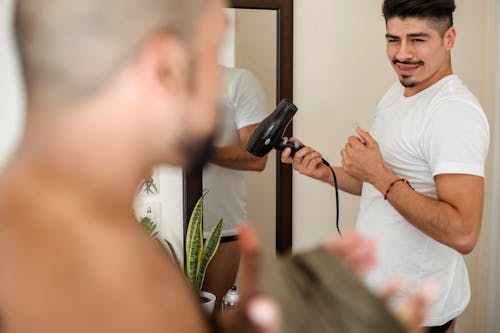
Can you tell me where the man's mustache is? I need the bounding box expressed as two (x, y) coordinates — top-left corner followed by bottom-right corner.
(393, 59), (425, 66)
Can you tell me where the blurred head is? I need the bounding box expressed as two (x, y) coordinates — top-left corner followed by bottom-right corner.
(15, 0), (227, 167)
(382, 0), (456, 95)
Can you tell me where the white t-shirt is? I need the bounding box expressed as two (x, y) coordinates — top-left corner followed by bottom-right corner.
(203, 67), (267, 237)
(356, 75), (490, 326)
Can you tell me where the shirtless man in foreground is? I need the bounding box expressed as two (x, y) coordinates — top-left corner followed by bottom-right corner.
(0, 0), (432, 332)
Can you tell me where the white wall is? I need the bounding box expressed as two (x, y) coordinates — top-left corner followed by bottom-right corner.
(0, 0), (24, 168)
(453, 1), (496, 332)
(487, 1), (500, 332)
(134, 167), (184, 262)
(292, 1), (497, 332)
(293, 0), (394, 251)
(219, 9), (236, 68)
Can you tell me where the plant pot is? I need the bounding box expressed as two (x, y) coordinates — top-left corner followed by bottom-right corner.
(199, 291), (216, 315)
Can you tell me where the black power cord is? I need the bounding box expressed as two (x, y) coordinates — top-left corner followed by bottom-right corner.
(321, 158), (341, 236)
(280, 139), (341, 236)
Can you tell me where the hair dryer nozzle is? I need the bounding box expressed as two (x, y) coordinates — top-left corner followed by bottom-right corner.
(246, 99), (298, 157)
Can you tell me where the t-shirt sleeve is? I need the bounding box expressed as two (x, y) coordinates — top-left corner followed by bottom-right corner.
(232, 69), (268, 129)
(422, 99), (490, 177)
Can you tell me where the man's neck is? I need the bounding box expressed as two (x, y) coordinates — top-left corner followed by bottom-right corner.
(403, 66), (454, 97)
(7, 105), (154, 215)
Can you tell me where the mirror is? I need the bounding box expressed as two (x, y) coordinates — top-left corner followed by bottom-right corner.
(203, 8), (278, 254)
(183, 0), (293, 267)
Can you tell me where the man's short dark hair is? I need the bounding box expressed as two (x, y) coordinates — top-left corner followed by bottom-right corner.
(382, 0), (456, 35)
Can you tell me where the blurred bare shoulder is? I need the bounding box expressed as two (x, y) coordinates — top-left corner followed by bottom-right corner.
(0, 168), (209, 333)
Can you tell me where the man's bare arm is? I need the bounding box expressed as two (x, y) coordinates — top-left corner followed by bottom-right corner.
(376, 172), (483, 254)
(343, 128), (484, 254)
(210, 124), (268, 171)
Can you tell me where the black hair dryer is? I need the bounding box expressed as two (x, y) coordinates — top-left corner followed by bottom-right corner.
(246, 99), (303, 157)
(246, 99), (342, 235)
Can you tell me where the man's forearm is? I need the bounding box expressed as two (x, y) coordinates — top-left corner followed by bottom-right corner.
(372, 175), (480, 254)
(333, 167), (363, 196)
(210, 146), (267, 171)
(319, 165), (363, 196)
(341, 127), (483, 255)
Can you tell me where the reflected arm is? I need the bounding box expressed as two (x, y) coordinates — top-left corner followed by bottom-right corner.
(210, 124), (268, 171)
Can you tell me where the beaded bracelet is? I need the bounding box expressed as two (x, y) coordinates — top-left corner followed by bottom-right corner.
(384, 178), (414, 200)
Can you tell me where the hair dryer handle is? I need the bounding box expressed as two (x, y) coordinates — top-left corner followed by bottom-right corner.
(276, 137), (304, 157)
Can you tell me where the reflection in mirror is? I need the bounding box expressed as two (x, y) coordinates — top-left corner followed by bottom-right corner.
(236, 9), (278, 253)
(201, 8), (277, 309)
(232, 8), (277, 255)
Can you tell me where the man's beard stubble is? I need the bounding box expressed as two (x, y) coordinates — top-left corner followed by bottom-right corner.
(400, 76), (418, 88)
(177, 56), (218, 171)
(393, 59), (424, 88)
(181, 132), (216, 171)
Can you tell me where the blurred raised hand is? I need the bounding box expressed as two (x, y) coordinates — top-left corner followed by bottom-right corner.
(217, 224), (281, 333)
(218, 225), (434, 333)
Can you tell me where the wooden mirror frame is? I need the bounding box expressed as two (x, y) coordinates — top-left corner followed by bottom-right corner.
(183, 0), (294, 255)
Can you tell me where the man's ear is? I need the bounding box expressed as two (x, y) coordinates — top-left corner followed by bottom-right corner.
(135, 32), (190, 100)
(444, 27), (456, 51)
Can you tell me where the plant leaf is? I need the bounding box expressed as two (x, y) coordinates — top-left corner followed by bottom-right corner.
(139, 216), (157, 235)
(185, 191), (207, 286)
(195, 218), (223, 290)
(165, 240), (181, 269)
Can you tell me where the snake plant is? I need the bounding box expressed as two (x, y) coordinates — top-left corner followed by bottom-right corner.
(185, 192), (224, 291)
(139, 192), (223, 291)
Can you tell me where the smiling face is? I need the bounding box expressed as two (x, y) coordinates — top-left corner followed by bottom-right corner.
(385, 17), (456, 97)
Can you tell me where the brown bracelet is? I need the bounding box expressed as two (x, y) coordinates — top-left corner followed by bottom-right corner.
(384, 178), (414, 200)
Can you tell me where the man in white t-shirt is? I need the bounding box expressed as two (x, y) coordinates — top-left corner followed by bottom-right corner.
(203, 66), (268, 309)
(281, 1), (489, 332)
